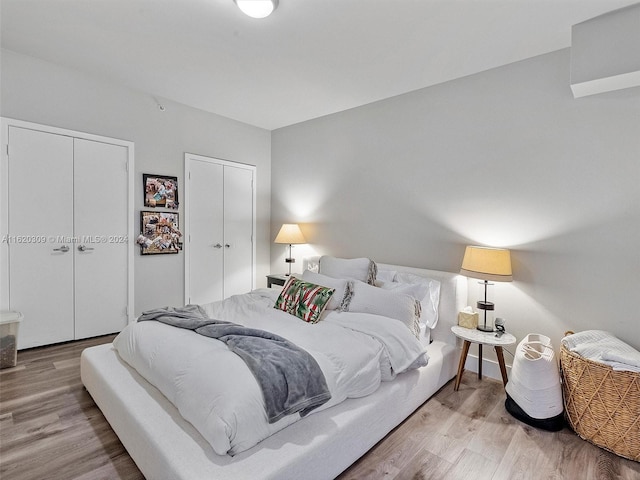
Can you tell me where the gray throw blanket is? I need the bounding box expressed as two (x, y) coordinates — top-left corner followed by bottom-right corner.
(137, 305), (331, 423)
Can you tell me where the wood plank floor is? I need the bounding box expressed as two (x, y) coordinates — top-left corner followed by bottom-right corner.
(1, 336), (639, 480)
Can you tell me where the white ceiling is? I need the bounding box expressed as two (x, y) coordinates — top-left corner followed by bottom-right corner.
(1, 0), (636, 130)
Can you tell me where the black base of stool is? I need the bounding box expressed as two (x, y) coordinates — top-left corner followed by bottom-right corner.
(505, 393), (565, 432)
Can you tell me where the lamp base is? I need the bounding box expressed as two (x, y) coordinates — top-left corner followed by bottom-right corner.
(477, 300), (495, 332)
(477, 300), (494, 311)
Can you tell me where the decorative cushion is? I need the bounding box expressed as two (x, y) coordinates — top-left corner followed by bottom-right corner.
(274, 276), (335, 324)
(301, 270), (352, 311)
(346, 280), (421, 338)
(274, 276), (301, 315)
(318, 256), (377, 285)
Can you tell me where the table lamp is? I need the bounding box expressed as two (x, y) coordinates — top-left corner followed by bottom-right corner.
(274, 224), (306, 276)
(460, 245), (512, 332)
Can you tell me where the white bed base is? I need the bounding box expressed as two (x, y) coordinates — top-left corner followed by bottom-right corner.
(81, 265), (466, 480)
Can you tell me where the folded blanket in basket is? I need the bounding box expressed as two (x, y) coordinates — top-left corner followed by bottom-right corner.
(562, 330), (640, 373)
(138, 305), (332, 422)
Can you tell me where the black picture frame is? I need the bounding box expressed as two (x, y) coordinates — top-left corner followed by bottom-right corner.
(143, 174), (178, 209)
(137, 211), (182, 255)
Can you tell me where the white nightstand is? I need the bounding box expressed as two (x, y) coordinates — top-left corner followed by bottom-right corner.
(451, 325), (516, 391)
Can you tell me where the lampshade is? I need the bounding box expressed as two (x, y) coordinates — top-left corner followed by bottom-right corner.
(234, 0), (278, 18)
(274, 224), (306, 245)
(460, 246), (512, 282)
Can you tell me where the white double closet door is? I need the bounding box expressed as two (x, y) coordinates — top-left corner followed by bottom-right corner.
(185, 154), (255, 305)
(2, 120), (132, 348)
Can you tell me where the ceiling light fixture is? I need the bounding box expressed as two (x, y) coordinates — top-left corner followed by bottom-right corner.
(234, 0), (278, 19)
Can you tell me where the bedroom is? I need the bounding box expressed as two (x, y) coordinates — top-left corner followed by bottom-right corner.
(1, 0), (639, 479)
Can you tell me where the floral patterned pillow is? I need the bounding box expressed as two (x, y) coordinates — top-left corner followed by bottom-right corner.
(274, 276), (302, 316)
(275, 277), (335, 323)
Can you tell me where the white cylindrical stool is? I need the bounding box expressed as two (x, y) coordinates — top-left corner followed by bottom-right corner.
(505, 333), (564, 431)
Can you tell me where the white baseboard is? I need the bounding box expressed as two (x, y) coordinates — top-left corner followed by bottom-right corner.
(463, 354), (511, 383)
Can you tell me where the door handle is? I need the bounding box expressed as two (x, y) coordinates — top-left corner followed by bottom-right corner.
(225, 244), (231, 248)
(213, 243), (223, 249)
(78, 245), (95, 252)
(53, 245), (70, 253)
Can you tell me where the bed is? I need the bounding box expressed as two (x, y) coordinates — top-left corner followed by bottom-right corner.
(81, 258), (467, 480)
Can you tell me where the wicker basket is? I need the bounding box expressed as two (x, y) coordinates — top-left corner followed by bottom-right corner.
(560, 343), (640, 462)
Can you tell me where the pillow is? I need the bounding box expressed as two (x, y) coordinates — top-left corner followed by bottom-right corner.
(274, 276), (335, 324)
(378, 280), (429, 301)
(301, 270), (352, 311)
(346, 281), (421, 338)
(375, 268), (397, 285)
(274, 276), (301, 315)
(318, 256), (377, 285)
(394, 272), (441, 329)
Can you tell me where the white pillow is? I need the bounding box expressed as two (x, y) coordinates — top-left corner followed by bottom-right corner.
(318, 256), (377, 285)
(301, 270), (352, 311)
(346, 281), (420, 338)
(375, 269), (397, 284)
(378, 280), (429, 301)
(393, 272), (441, 329)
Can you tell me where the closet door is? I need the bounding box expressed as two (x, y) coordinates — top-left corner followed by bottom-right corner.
(73, 138), (129, 339)
(185, 154), (255, 306)
(188, 159), (224, 305)
(7, 126), (75, 348)
(223, 166), (254, 298)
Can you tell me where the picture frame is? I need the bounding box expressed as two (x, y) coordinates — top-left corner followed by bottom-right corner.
(137, 211), (182, 255)
(143, 174), (178, 209)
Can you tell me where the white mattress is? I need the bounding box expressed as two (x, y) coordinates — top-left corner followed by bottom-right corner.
(81, 339), (456, 480)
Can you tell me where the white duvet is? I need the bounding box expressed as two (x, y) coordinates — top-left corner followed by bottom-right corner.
(113, 288), (428, 455)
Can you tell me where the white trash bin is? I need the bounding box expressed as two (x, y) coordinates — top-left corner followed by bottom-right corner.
(0, 311), (23, 369)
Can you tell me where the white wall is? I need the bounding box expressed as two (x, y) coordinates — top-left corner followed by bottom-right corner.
(1, 49), (272, 315)
(271, 48), (640, 362)
(571, 3), (640, 97)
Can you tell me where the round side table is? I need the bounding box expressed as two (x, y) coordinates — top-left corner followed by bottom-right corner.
(451, 325), (516, 391)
